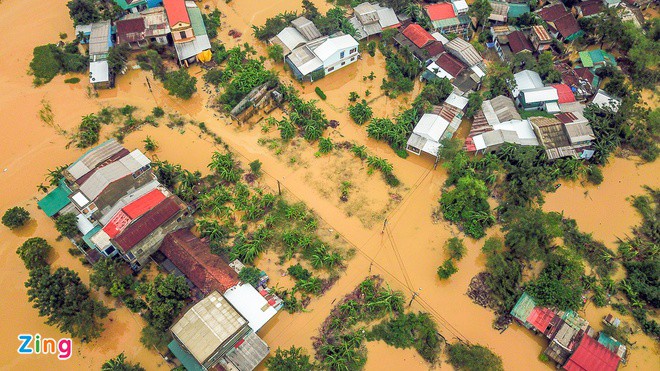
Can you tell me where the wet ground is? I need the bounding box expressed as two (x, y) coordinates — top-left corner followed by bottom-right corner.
(0, 0), (658, 370)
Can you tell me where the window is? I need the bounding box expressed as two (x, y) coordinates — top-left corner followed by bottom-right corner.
(341, 62), (345, 66)
(350, 48), (356, 54)
(179, 31), (186, 39)
(327, 67), (334, 72)
(351, 57), (355, 61)
(340, 51), (345, 58)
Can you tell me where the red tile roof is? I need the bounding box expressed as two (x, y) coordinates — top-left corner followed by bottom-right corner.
(123, 189), (167, 218)
(538, 3), (568, 22)
(163, 0), (190, 27)
(553, 13), (581, 39)
(577, 0), (603, 16)
(435, 52), (465, 78)
(526, 307), (556, 333)
(113, 196), (182, 253)
(423, 41), (446, 58)
(425, 3), (456, 21)
(116, 17), (146, 44)
(104, 210), (131, 238)
(402, 23), (436, 48)
(553, 83), (576, 103)
(508, 30), (533, 54)
(160, 229), (239, 294)
(563, 335), (620, 371)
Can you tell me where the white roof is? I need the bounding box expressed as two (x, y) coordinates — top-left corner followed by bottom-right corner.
(427, 62), (455, 79)
(174, 34), (211, 61)
(313, 35), (359, 62)
(223, 283), (278, 332)
(522, 86), (559, 103)
(376, 7), (400, 28)
(273, 27), (307, 52)
(493, 120), (538, 141)
(545, 101), (560, 113)
(445, 92), (469, 110)
(75, 24), (92, 35)
(431, 32), (450, 44)
(72, 192), (90, 207)
(512, 70), (543, 97)
(414, 114), (450, 143)
(79, 150), (151, 201)
(473, 119), (539, 150)
(90, 229), (112, 250)
(452, 0), (469, 13)
(297, 55), (323, 76)
(559, 101), (585, 113)
(591, 89), (620, 111)
(89, 60), (109, 84)
(470, 65), (486, 78)
(76, 214), (95, 235)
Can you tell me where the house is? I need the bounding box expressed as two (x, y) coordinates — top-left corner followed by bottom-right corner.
(394, 23), (446, 64)
(424, 52), (466, 80)
(116, 15), (148, 49)
(489, 1), (510, 23)
(38, 179), (73, 218)
(163, 0), (192, 43)
(494, 29), (533, 61)
(507, 3), (531, 19)
(563, 334), (621, 371)
(573, 0), (604, 18)
(88, 20), (113, 87)
(445, 37), (484, 67)
(578, 49), (616, 69)
(349, 2), (400, 40)
(159, 229), (240, 295)
(590, 89), (621, 112)
(530, 25), (553, 52)
(269, 16), (323, 56)
(530, 115), (594, 159)
(597, 333), (627, 360)
(555, 62), (597, 100)
(520, 87), (560, 111)
(512, 69), (544, 98)
(553, 83), (577, 104)
(224, 283), (279, 332)
(114, 0), (162, 13)
(169, 291), (270, 371)
(111, 195), (192, 267)
(452, 66), (484, 94)
(163, 0), (211, 63)
(537, 4), (583, 41)
(406, 93), (468, 156)
(141, 6), (171, 45)
(469, 119), (540, 153)
(556, 111), (595, 149)
(286, 35), (359, 81)
(425, 3), (471, 39)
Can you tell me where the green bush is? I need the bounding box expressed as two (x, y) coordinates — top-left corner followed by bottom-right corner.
(55, 213), (79, 238)
(315, 86), (326, 100)
(164, 69), (197, 99)
(238, 266), (262, 287)
(446, 343), (503, 371)
(203, 69), (224, 86)
(446, 237), (466, 260)
(367, 312), (442, 364)
(348, 99), (373, 125)
(64, 77), (80, 84)
(437, 259), (458, 279)
(17, 237), (52, 270)
(152, 106), (165, 117)
(30, 44), (63, 85)
(586, 165), (603, 185)
(318, 137), (333, 154)
(2, 207), (30, 229)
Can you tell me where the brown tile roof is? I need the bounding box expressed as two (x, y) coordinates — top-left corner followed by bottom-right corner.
(577, 0), (603, 16)
(434, 52), (465, 78)
(553, 13), (581, 39)
(508, 30), (533, 54)
(538, 3), (567, 22)
(116, 17), (146, 44)
(574, 67), (594, 83)
(160, 229), (239, 294)
(555, 112), (578, 124)
(423, 41), (446, 58)
(113, 196), (182, 253)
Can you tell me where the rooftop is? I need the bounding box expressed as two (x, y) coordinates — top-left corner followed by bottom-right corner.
(224, 283), (279, 332)
(445, 37), (483, 66)
(163, 0), (190, 27)
(563, 335), (620, 371)
(291, 16), (322, 41)
(116, 16), (146, 44)
(112, 196), (182, 253)
(38, 181), (72, 217)
(402, 23), (436, 48)
(67, 139), (125, 180)
(425, 3), (456, 21)
(507, 30), (533, 54)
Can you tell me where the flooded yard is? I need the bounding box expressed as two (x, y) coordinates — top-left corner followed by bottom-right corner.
(0, 0), (658, 370)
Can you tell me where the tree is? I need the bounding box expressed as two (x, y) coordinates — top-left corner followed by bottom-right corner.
(17, 237), (52, 270)
(140, 274), (190, 331)
(238, 266), (262, 287)
(55, 213), (79, 238)
(67, 0), (100, 25)
(446, 343), (504, 371)
(465, 92), (483, 118)
(527, 250), (585, 311)
(143, 136), (158, 152)
(484, 62), (513, 98)
(348, 99), (373, 125)
(267, 44), (283, 62)
(266, 346), (316, 370)
(102, 353), (145, 371)
(440, 176), (494, 239)
(163, 69), (197, 100)
(90, 258), (134, 298)
(469, 0), (493, 30)
(2, 206), (30, 229)
(502, 207), (561, 261)
(25, 267), (111, 340)
(107, 45), (130, 76)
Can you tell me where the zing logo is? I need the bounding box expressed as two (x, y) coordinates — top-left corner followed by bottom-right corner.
(17, 334), (72, 360)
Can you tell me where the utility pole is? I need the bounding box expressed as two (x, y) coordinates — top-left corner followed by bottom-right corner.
(145, 76), (152, 92)
(277, 180), (282, 195)
(408, 288), (422, 307)
(381, 218), (387, 234)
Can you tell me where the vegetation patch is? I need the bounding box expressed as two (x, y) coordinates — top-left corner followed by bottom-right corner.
(2, 206), (30, 229)
(29, 43), (87, 86)
(367, 312), (442, 364)
(446, 342), (504, 371)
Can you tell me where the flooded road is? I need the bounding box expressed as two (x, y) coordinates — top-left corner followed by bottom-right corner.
(0, 0), (658, 370)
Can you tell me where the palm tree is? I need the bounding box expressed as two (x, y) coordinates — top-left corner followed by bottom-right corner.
(36, 183), (49, 193)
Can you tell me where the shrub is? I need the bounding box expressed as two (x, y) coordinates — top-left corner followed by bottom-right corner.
(203, 69), (224, 86)
(437, 259), (458, 279)
(446, 343), (504, 371)
(348, 99), (373, 125)
(249, 160), (262, 175)
(29, 44), (63, 85)
(367, 312), (442, 364)
(2, 207), (30, 229)
(152, 106), (165, 117)
(164, 69), (197, 99)
(446, 237), (466, 260)
(238, 266), (262, 287)
(143, 136), (158, 152)
(17, 237), (52, 270)
(77, 114), (101, 148)
(64, 77), (80, 84)
(365, 41), (376, 57)
(55, 213), (79, 238)
(318, 137), (334, 154)
(267, 44), (284, 62)
(315, 86), (326, 100)
(586, 165), (603, 185)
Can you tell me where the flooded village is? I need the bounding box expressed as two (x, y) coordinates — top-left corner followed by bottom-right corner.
(0, 0), (658, 370)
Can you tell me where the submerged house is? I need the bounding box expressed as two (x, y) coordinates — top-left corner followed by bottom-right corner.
(494, 29), (534, 61)
(445, 37), (484, 68)
(349, 2), (401, 40)
(530, 113), (595, 159)
(169, 291), (270, 371)
(116, 15), (149, 49)
(406, 93), (468, 157)
(394, 23), (446, 65)
(511, 70), (561, 111)
(537, 3), (583, 42)
(555, 62), (597, 100)
(425, 2), (471, 39)
(286, 34), (359, 81)
(164, 0), (211, 63)
(89, 20), (113, 87)
(578, 49), (616, 69)
(591, 89), (621, 112)
(269, 16), (323, 57)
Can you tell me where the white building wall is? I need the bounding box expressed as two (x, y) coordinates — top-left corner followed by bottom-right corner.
(323, 46), (359, 75)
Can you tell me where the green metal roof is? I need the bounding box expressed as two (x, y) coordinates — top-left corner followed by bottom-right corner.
(82, 225), (102, 250)
(511, 292), (536, 323)
(579, 51), (594, 68)
(432, 17), (460, 29)
(598, 333), (623, 352)
(565, 30), (584, 42)
(508, 4), (531, 18)
(168, 340), (204, 371)
(38, 180), (72, 217)
(113, 0), (147, 10)
(187, 6), (207, 36)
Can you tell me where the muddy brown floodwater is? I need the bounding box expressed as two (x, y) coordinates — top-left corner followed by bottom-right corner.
(0, 0), (658, 370)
